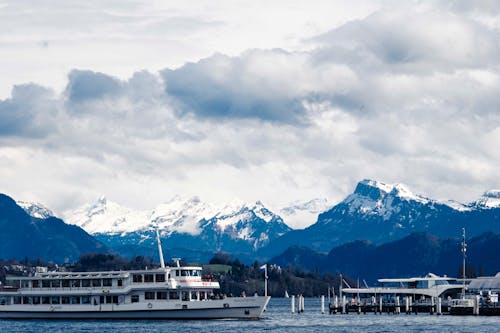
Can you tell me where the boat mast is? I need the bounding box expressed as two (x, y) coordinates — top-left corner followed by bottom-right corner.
(156, 228), (166, 269)
(461, 227), (467, 299)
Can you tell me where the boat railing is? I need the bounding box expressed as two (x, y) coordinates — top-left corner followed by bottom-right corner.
(0, 286), (19, 292)
(18, 286), (127, 292)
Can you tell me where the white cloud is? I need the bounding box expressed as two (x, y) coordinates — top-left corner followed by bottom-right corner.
(1, 1), (500, 228)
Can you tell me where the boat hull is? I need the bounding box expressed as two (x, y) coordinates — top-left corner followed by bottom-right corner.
(0, 297), (270, 320)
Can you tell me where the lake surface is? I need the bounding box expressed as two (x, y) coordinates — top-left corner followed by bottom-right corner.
(1, 298), (499, 332)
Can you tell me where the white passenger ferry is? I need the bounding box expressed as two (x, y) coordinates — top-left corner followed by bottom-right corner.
(0, 233), (270, 319)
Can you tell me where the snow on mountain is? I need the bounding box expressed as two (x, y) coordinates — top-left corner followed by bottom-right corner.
(150, 196), (218, 236)
(472, 190), (500, 209)
(65, 196), (150, 235)
(280, 198), (331, 229)
(65, 196), (293, 256)
(212, 200), (275, 230)
(65, 196), (291, 249)
(17, 201), (55, 219)
(200, 200), (292, 250)
(340, 179), (432, 220)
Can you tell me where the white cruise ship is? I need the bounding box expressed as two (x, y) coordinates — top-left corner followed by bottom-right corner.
(0, 232), (270, 319)
(0, 263), (269, 319)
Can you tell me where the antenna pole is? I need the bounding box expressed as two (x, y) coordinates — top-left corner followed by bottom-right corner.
(156, 228), (166, 269)
(461, 227), (467, 299)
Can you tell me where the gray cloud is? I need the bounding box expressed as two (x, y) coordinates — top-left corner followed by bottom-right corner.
(161, 51), (308, 122)
(66, 70), (123, 103)
(0, 84), (57, 137)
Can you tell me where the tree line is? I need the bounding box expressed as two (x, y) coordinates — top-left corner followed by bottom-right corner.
(1, 253), (348, 297)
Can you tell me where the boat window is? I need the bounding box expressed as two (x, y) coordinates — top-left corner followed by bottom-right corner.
(435, 280), (449, 285)
(42, 280), (50, 288)
(103, 279), (112, 287)
(157, 291), (167, 300)
(14, 297), (21, 304)
(0, 297), (8, 305)
(71, 296), (80, 304)
(155, 274), (165, 282)
(62, 280), (70, 288)
(51, 280), (61, 288)
(82, 296), (91, 304)
(169, 291), (179, 300)
(32, 280), (39, 288)
(175, 270), (180, 277)
(22, 296), (31, 304)
(42, 296), (51, 304)
(21, 280), (30, 288)
(81, 279), (90, 287)
(61, 297), (70, 304)
(191, 270), (200, 277)
(51, 296), (60, 304)
(416, 280), (429, 289)
(72, 279), (81, 288)
(113, 296), (118, 304)
(191, 291), (198, 300)
(33, 296), (40, 305)
(106, 296), (112, 304)
(145, 292), (155, 300)
(144, 274), (154, 283)
(133, 274), (143, 283)
(131, 295), (139, 303)
(182, 291), (189, 301)
(117, 279), (123, 287)
(92, 279), (102, 287)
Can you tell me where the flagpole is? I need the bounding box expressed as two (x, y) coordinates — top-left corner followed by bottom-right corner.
(265, 265), (268, 297)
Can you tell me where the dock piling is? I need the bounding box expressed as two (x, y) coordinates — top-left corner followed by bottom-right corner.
(473, 295), (480, 315)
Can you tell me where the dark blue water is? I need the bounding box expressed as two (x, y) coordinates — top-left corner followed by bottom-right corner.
(1, 298), (499, 332)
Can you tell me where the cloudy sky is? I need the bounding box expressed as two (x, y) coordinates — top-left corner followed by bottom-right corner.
(1, 0), (500, 228)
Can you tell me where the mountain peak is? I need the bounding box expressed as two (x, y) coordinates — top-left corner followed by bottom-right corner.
(483, 190), (500, 199)
(358, 179), (394, 193)
(16, 200), (55, 219)
(473, 190), (500, 209)
(354, 179), (428, 204)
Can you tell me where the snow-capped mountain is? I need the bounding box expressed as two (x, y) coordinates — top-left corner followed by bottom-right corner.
(65, 196), (216, 236)
(15, 179), (500, 262)
(65, 196), (150, 235)
(336, 179), (431, 220)
(17, 200), (55, 219)
(279, 198), (331, 229)
(260, 179), (500, 256)
(472, 190), (500, 209)
(65, 196), (292, 259)
(200, 201), (291, 251)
